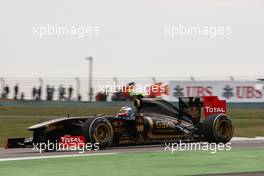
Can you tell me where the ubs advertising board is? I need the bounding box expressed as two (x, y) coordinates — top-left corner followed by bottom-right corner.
(167, 81), (264, 102)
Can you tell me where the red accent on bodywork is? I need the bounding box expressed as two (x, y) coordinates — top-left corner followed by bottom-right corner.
(59, 136), (86, 147)
(203, 96), (227, 117)
(117, 112), (129, 117)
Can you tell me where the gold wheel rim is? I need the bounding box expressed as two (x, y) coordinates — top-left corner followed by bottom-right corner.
(93, 123), (111, 143)
(215, 119), (233, 139)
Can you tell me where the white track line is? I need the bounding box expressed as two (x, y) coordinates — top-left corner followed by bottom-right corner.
(0, 152), (117, 162)
(231, 137), (264, 141)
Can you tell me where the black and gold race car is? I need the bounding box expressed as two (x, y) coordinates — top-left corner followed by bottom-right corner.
(6, 96), (234, 150)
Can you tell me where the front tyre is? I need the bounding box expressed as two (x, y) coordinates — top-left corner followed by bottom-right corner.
(203, 114), (234, 143)
(82, 117), (113, 149)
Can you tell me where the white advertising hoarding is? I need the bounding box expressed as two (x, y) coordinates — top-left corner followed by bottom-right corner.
(167, 81), (264, 102)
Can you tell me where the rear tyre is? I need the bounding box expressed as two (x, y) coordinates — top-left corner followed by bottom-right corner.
(203, 114), (234, 143)
(82, 117), (113, 149)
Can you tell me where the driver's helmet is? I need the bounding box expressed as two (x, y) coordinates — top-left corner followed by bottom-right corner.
(118, 106), (133, 117)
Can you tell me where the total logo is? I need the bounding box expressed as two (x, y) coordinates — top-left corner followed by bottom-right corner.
(60, 136), (85, 143)
(204, 107), (225, 113)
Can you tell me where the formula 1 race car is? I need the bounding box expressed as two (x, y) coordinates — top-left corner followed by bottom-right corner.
(6, 96), (234, 150)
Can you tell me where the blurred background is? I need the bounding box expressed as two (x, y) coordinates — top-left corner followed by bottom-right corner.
(0, 76), (264, 102)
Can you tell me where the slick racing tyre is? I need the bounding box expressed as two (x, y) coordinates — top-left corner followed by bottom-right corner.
(82, 117), (113, 149)
(203, 114), (234, 143)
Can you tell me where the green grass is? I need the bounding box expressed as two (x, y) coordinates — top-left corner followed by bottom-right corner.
(0, 148), (264, 176)
(227, 109), (264, 137)
(0, 106), (119, 116)
(0, 107), (264, 147)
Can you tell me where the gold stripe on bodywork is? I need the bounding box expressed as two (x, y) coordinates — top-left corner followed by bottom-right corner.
(145, 116), (183, 139)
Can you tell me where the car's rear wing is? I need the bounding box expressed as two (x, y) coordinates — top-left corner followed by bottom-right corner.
(179, 96), (227, 124)
(203, 96), (227, 117)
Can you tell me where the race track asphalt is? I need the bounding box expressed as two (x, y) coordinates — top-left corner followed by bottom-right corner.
(0, 139), (264, 159)
(1, 139), (264, 176)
